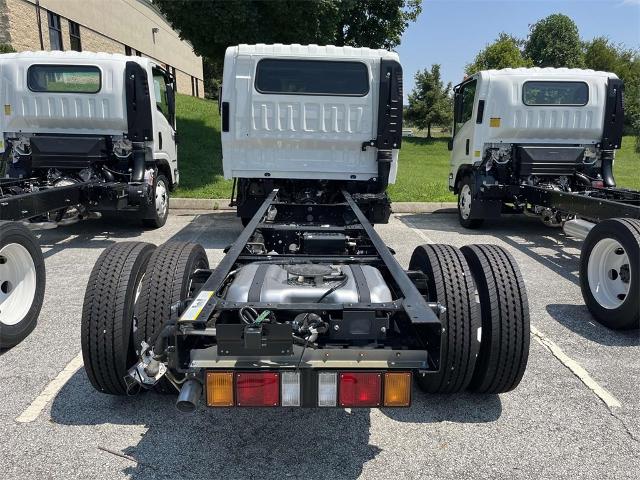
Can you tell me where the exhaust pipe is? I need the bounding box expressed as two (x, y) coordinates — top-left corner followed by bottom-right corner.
(563, 218), (595, 240)
(176, 379), (202, 414)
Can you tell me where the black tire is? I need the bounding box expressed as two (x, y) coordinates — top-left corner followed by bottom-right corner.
(409, 244), (481, 393)
(580, 218), (640, 330)
(458, 175), (484, 229)
(134, 242), (209, 392)
(0, 221), (46, 349)
(461, 244), (530, 393)
(142, 174), (169, 229)
(81, 242), (156, 395)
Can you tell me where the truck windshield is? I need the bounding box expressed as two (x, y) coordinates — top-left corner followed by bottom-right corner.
(523, 81), (588, 106)
(255, 59), (369, 96)
(27, 65), (101, 93)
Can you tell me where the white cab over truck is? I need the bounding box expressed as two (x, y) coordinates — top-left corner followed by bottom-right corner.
(448, 68), (639, 330)
(81, 45), (531, 412)
(220, 44), (402, 224)
(0, 51), (178, 348)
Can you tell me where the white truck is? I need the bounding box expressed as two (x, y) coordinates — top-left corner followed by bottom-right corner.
(81, 45), (530, 412)
(449, 68), (639, 330)
(0, 51), (178, 347)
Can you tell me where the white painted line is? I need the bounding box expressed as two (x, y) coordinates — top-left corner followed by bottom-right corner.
(531, 326), (621, 409)
(16, 351), (84, 423)
(401, 216), (435, 244)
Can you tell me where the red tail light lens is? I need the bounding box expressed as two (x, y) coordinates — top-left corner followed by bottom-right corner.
(339, 372), (382, 407)
(235, 372), (280, 407)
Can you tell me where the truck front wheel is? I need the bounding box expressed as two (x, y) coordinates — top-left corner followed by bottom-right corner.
(142, 174), (170, 229)
(0, 221), (46, 348)
(580, 218), (639, 330)
(458, 175), (484, 229)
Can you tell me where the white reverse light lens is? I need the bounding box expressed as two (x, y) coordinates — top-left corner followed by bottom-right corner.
(281, 371), (301, 407)
(318, 372), (337, 407)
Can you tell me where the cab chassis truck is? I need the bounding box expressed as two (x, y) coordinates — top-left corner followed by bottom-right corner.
(81, 46), (530, 410)
(448, 68), (639, 330)
(0, 52), (177, 348)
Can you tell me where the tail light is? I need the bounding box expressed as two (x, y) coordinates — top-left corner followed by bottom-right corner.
(318, 372), (338, 407)
(236, 372), (280, 407)
(339, 372), (382, 407)
(206, 371), (234, 407)
(281, 371), (301, 407)
(383, 372), (411, 407)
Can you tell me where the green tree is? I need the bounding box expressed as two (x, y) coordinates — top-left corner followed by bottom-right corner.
(405, 65), (452, 138)
(466, 33), (532, 75)
(0, 44), (15, 53)
(584, 37), (640, 150)
(153, 0), (421, 60)
(524, 14), (584, 67)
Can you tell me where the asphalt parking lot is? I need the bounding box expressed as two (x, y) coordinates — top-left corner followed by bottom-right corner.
(1, 210), (638, 479)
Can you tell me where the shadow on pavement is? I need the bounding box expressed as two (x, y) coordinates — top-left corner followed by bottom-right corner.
(546, 304), (640, 347)
(399, 213), (584, 286)
(51, 370), (501, 480)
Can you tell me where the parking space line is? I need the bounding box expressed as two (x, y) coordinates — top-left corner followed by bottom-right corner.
(531, 326), (621, 409)
(401, 216), (435, 244)
(16, 351), (84, 423)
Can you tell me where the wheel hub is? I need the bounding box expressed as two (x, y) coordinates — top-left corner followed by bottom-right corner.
(0, 243), (37, 326)
(587, 238), (631, 309)
(155, 179), (168, 218)
(459, 184), (472, 220)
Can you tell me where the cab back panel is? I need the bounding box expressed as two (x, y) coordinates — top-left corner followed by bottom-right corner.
(222, 47), (388, 181)
(0, 53), (129, 135)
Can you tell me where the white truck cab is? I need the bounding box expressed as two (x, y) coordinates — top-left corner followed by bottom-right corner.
(0, 51), (178, 227)
(220, 44), (403, 223)
(448, 68), (624, 227)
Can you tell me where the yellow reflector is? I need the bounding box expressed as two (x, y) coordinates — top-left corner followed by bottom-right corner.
(489, 117), (501, 128)
(384, 372), (411, 407)
(206, 371), (234, 407)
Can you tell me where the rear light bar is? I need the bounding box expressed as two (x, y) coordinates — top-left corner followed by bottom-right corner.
(205, 370), (411, 407)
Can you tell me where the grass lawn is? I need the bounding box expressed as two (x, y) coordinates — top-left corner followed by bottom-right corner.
(174, 95), (640, 200)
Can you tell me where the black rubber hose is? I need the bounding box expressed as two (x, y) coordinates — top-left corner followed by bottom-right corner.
(600, 150), (616, 188)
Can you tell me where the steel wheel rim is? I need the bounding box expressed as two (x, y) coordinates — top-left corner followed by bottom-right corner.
(459, 184), (472, 220)
(587, 238), (631, 309)
(155, 178), (168, 218)
(0, 243), (37, 326)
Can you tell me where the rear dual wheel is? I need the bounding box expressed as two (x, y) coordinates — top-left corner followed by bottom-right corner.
(81, 240), (209, 395)
(410, 243), (529, 394)
(0, 221), (46, 349)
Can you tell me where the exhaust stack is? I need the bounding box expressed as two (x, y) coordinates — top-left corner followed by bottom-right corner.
(176, 379), (202, 413)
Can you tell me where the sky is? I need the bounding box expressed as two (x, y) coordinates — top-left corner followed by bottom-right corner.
(396, 0), (640, 101)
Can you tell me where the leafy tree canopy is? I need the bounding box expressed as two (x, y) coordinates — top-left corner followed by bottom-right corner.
(154, 0), (422, 60)
(466, 33), (532, 75)
(405, 64), (452, 137)
(524, 13), (584, 67)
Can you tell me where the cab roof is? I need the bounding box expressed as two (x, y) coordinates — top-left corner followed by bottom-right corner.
(230, 43), (400, 61)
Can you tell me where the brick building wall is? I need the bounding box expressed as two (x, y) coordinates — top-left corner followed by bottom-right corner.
(0, 0), (204, 98)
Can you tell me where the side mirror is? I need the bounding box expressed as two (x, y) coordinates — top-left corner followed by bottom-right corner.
(447, 139), (453, 151)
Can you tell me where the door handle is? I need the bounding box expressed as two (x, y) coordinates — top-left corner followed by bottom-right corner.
(159, 132), (163, 150)
(465, 139), (470, 155)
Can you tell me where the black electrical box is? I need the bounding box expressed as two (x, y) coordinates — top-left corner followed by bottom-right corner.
(302, 232), (347, 254)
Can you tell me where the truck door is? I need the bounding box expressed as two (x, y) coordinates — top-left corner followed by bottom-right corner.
(450, 79), (477, 186)
(152, 67), (177, 182)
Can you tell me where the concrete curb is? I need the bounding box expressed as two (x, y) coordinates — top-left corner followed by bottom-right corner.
(170, 198), (457, 214)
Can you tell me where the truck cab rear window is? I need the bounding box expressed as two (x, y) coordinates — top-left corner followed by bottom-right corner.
(27, 65), (101, 93)
(255, 59), (369, 96)
(523, 81), (588, 106)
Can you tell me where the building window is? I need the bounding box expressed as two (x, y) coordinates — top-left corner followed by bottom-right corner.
(125, 45), (132, 56)
(48, 12), (63, 51)
(69, 21), (81, 51)
(171, 67), (177, 90)
(191, 76), (199, 97)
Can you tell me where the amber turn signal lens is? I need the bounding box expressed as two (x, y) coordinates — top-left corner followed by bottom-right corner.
(206, 371), (234, 407)
(384, 372), (411, 407)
